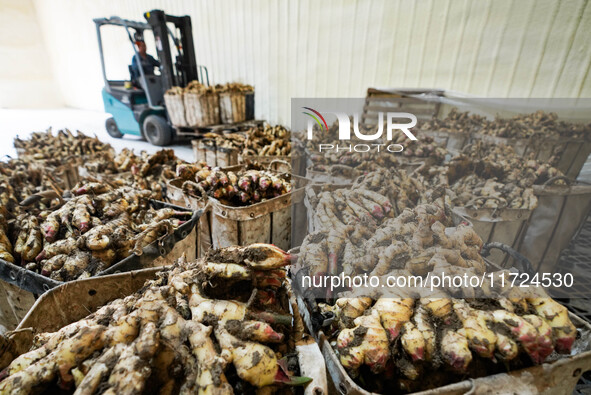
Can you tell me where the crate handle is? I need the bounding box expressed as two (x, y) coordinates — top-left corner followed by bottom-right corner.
(268, 159), (291, 172)
(464, 379), (477, 395)
(6, 327), (33, 336)
(543, 175), (572, 186)
(481, 242), (535, 275)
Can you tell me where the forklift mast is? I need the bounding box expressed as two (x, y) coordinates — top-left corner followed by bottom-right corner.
(144, 10), (198, 91)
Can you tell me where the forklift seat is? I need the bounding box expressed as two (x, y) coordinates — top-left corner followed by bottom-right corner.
(125, 65), (165, 107)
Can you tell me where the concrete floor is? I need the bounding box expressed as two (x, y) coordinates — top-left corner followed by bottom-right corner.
(0, 108), (194, 161)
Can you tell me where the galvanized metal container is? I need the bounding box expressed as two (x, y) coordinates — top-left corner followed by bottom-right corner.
(0, 268), (158, 365)
(419, 129), (470, 154)
(470, 133), (591, 180)
(517, 178), (591, 274)
(0, 201), (201, 331)
(1, 266), (327, 394)
(317, 316), (591, 395)
(0, 281), (35, 333)
(166, 177), (212, 257)
(452, 204), (533, 267)
(295, 291), (591, 395)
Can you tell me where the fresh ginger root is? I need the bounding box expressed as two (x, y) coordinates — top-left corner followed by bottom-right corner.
(373, 297), (414, 341)
(199, 261), (252, 281)
(492, 310), (541, 363)
(104, 310), (140, 346)
(190, 285), (247, 323)
(225, 320), (284, 343)
(337, 310), (390, 375)
(453, 300), (497, 358)
(523, 315), (554, 362)
(0, 325), (106, 393)
(185, 321), (232, 394)
(370, 242), (409, 277)
(327, 227), (348, 277)
(527, 295), (577, 353)
(494, 332), (519, 361)
(481, 270), (529, 311)
(54, 325), (107, 387)
(450, 224), (483, 251)
(215, 327), (278, 387)
(102, 322), (160, 395)
(441, 329), (472, 372)
(2, 299), (125, 379)
(449, 225), (485, 271)
(431, 221), (452, 248)
(414, 306), (436, 361)
(206, 243), (292, 269)
(335, 297), (373, 328)
(73, 344), (124, 395)
(410, 214), (434, 250)
(299, 231), (329, 277)
(0, 247), (310, 394)
(189, 284), (290, 326)
(0, 358), (58, 394)
(401, 321), (425, 361)
(419, 290), (452, 322)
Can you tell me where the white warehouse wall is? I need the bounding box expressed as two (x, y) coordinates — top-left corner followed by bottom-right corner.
(28, 0), (591, 124)
(0, 0), (63, 108)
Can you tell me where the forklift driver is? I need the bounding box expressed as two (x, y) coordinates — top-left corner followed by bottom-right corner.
(130, 40), (160, 86)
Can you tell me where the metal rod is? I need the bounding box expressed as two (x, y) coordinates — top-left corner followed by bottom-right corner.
(95, 24), (108, 89)
(122, 23), (154, 108)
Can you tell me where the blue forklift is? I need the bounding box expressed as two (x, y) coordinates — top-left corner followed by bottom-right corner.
(94, 10), (204, 146)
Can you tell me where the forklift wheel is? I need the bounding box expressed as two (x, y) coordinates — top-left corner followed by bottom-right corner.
(143, 115), (172, 146)
(105, 117), (123, 138)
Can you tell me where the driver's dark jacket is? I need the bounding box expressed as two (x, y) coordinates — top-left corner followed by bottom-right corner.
(131, 54), (160, 77)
